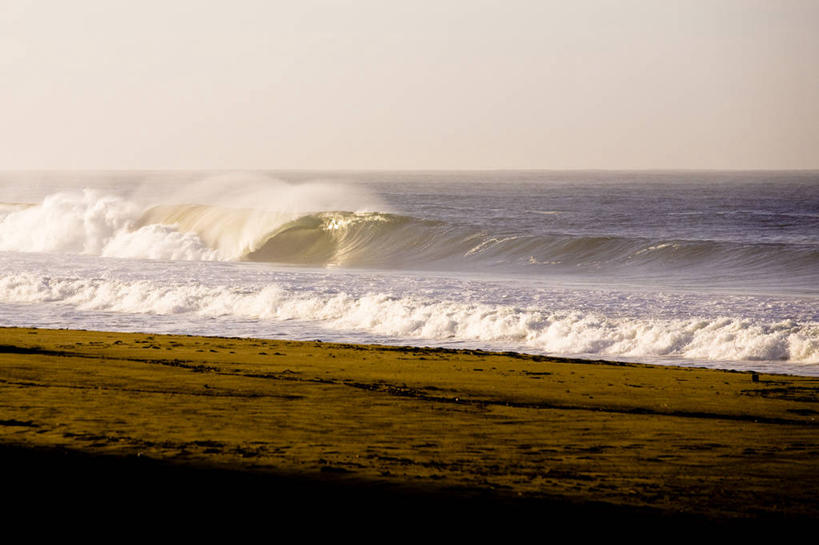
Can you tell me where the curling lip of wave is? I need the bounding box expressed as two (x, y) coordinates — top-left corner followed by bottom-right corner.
(2, 196), (818, 286)
(141, 204), (819, 278)
(139, 204), (406, 263)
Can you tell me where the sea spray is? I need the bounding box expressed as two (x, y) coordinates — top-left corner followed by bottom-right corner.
(3, 190), (817, 290)
(1, 170), (817, 374)
(0, 174), (389, 261)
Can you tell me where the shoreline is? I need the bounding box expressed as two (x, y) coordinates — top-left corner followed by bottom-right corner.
(1, 326), (817, 522)
(4, 320), (814, 378)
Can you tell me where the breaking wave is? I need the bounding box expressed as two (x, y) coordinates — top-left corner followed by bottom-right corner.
(1, 190), (817, 286)
(0, 191), (218, 261)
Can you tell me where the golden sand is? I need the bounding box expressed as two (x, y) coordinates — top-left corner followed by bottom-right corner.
(1, 326), (817, 520)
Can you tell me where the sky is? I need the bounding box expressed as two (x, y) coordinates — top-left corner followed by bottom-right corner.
(1, 0), (817, 170)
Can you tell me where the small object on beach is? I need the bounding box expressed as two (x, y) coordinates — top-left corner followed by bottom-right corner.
(752, 373), (759, 383)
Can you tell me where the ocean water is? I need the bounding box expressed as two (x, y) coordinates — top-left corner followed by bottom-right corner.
(0, 170), (817, 375)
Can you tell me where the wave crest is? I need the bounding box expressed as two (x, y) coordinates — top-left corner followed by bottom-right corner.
(2, 191), (817, 289)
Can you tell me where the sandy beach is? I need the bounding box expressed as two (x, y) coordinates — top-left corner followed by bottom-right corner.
(3, 0), (818, 532)
(1, 326), (816, 525)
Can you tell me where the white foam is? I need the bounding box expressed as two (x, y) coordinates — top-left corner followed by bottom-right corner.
(0, 190), (218, 261)
(0, 179), (389, 262)
(102, 225), (218, 261)
(1, 271), (816, 365)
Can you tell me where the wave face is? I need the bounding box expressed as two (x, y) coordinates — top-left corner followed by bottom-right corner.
(2, 190), (817, 292)
(0, 175), (387, 262)
(0, 171), (817, 374)
(245, 211), (819, 292)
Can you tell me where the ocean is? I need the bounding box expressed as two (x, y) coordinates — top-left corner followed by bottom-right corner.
(0, 170), (817, 375)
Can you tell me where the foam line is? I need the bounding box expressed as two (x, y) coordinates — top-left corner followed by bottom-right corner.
(1, 272), (815, 364)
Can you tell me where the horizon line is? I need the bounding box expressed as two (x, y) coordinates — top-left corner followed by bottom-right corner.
(2, 167), (819, 174)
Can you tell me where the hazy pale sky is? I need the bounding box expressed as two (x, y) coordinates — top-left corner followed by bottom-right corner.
(1, 0), (817, 170)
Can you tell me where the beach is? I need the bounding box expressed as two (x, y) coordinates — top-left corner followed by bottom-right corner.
(3, 0), (819, 530)
(2, 326), (817, 524)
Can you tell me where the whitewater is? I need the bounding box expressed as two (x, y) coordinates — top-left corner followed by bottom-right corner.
(1, 171), (817, 375)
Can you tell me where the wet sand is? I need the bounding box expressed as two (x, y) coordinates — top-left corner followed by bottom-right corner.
(1, 326), (817, 525)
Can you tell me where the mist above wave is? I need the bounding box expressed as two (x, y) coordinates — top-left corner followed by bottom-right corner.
(0, 175), (387, 261)
(0, 178), (816, 292)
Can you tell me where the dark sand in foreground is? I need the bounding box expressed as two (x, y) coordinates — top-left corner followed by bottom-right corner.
(1, 327), (817, 525)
